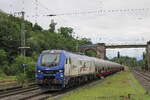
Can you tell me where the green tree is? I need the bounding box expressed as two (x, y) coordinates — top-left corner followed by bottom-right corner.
(79, 38), (92, 45)
(0, 49), (9, 75)
(58, 27), (73, 38)
(110, 56), (138, 67)
(85, 49), (97, 57)
(0, 49), (7, 65)
(49, 19), (57, 33)
(33, 23), (43, 31)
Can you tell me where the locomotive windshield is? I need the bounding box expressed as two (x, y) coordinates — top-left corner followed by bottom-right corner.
(41, 53), (60, 67)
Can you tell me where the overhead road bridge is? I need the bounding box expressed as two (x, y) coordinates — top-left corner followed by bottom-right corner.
(106, 44), (147, 48)
(80, 41), (150, 70)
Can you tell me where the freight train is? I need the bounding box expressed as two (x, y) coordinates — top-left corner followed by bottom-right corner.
(36, 50), (124, 90)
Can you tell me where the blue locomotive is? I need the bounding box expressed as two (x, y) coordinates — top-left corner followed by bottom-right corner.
(36, 50), (124, 90)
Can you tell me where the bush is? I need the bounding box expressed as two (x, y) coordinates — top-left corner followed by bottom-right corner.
(0, 49), (10, 75)
(0, 69), (6, 77)
(1, 64), (13, 75)
(11, 56), (36, 81)
(16, 73), (28, 86)
(0, 49), (7, 65)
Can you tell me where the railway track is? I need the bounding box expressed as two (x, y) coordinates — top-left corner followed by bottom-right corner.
(134, 70), (150, 82)
(0, 84), (43, 100)
(0, 83), (62, 100)
(133, 70), (150, 92)
(0, 85), (67, 100)
(24, 91), (61, 100)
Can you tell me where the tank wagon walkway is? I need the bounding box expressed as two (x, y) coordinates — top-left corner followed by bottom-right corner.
(49, 72), (150, 100)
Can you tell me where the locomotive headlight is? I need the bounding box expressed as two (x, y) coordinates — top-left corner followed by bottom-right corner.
(37, 70), (41, 73)
(59, 70), (63, 72)
(60, 74), (63, 77)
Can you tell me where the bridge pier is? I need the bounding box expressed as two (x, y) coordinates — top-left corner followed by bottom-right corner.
(95, 43), (106, 59)
(80, 43), (106, 59)
(146, 41), (150, 70)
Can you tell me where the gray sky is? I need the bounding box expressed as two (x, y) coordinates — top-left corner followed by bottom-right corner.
(0, 0), (150, 59)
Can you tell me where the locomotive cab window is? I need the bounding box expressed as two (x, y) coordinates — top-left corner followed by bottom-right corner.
(41, 53), (60, 67)
(65, 58), (68, 64)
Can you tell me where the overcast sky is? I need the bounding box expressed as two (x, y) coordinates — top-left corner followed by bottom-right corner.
(0, 0), (150, 59)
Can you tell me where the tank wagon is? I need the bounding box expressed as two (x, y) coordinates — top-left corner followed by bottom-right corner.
(36, 50), (124, 90)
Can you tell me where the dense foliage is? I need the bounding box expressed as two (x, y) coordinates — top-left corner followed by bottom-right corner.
(110, 55), (147, 69)
(84, 49), (97, 57)
(111, 56), (137, 67)
(0, 11), (92, 81)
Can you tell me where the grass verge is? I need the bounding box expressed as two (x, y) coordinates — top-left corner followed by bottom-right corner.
(0, 76), (16, 83)
(50, 72), (150, 100)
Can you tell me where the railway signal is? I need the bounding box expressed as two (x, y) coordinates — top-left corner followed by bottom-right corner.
(21, 63), (28, 75)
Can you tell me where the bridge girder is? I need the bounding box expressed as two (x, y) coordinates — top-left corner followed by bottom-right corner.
(106, 44), (146, 49)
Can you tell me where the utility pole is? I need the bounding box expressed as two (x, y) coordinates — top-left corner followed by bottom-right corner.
(14, 11), (29, 75)
(21, 11), (25, 56)
(17, 11), (30, 56)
